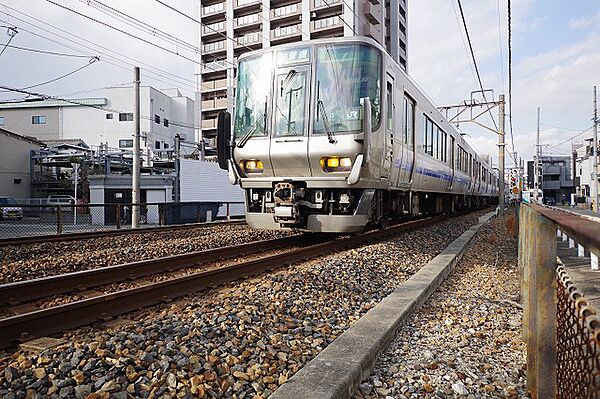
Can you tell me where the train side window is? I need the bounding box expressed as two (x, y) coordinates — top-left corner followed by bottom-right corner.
(386, 82), (393, 131)
(423, 115), (428, 154)
(403, 95), (415, 146)
(428, 119), (434, 156)
(432, 125), (438, 159)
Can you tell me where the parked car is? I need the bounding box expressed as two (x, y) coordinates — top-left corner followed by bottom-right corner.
(0, 197), (23, 220)
(545, 197), (557, 206)
(46, 195), (76, 205)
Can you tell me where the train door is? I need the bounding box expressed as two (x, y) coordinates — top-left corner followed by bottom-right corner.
(447, 136), (455, 190)
(382, 77), (394, 179)
(269, 66), (312, 176)
(401, 92), (416, 184)
(390, 87), (406, 186)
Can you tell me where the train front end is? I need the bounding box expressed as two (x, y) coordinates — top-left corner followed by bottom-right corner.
(217, 39), (383, 233)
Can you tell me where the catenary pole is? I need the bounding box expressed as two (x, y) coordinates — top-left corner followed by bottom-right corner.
(593, 86), (599, 213)
(132, 66), (141, 228)
(499, 94), (506, 213)
(534, 107), (540, 204)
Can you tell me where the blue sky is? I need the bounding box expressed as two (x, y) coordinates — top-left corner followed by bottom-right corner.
(0, 0), (599, 165)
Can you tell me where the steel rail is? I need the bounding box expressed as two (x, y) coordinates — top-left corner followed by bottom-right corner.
(0, 233), (322, 305)
(0, 219), (245, 247)
(0, 212), (467, 349)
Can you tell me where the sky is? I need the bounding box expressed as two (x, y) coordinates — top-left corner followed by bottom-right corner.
(0, 0), (599, 166)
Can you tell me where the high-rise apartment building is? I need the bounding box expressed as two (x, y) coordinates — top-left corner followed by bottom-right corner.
(196, 0), (408, 144)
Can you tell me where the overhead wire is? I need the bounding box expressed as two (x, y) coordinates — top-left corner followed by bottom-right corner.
(0, 56), (100, 93)
(507, 0), (516, 164)
(44, 0), (202, 65)
(455, 0), (498, 131)
(321, 0), (355, 35)
(2, 43), (92, 58)
(0, 25), (17, 57)
(0, 6), (199, 91)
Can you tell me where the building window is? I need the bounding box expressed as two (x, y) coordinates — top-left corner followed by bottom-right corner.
(106, 113), (113, 120)
(119, 113), (133, 121)
(164, 143), (169, 149)
(13, 178), (21, 184)
(0, 116), (4, 126)
(164, 118), (169, 127)
(154, 114), (160, 124)
(32, 115), (46, 124)
(119, 139), (133, 148)
(155, 140), (161, 150)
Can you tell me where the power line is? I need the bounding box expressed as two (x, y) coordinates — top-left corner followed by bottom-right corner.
(496, 0), (505, 94)
(45, 0), (201, 65)
(154, 0), (255, 53)
(0, 25), (17, 57)
(0, 56), (99, 93)
(455, 0), (498, 131)
(507, 0), (516, 164)
(81, 0), (199, 53)
(450, 1), (479, 93)
(2, 43), (92, 58)
(0, 6), (199, 91)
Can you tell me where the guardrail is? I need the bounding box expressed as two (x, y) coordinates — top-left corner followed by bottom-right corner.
(518, 203), (600, 398)
(0, 201), (244, 240)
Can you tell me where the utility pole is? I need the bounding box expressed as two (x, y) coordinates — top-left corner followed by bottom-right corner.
(498, 94), (506, 214)
(174, 133), (181, 202)
(534, 107), (540, 204)
(593, 86), (599, 213)
(132, 67), (141, 228)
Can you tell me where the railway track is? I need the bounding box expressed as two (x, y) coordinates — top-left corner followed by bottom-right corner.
(0, 219), (245, 247)
(0, 211), (474, 349)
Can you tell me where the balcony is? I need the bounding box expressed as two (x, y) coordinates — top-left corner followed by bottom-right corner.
(544, 165), (561, 175)
(235, 32), (262, 48)
(201, 59), (228, 74)
(202, 40), (226, 54)
(201, 78), (227, 92)
(202, 2), (225, 17)
(202, 20), (226, 38)
(202, 98), (228, 110)
(271, 3), (300, 20)
(271, 24), (302, 41)
(312, 0), (341, 11)
(235, 0), (261, 12)
(236, 12), (261, 27)
(311, 15), (343, 32)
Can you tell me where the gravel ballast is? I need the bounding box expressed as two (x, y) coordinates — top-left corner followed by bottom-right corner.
(354, 213), (526, 399)
(0, 225), (295, 284)
(0, 211), (488, 399)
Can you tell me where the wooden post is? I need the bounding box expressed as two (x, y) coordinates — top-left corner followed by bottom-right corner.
(56, 205), (63, 234)
(524, 204), (557, 398)
(116, 204), (121, 230)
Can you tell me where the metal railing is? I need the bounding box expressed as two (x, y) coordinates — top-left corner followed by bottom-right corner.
(0, 201), (244, 240)
(518, 203), (600, 398)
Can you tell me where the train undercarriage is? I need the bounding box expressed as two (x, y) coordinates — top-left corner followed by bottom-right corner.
(243, 184), (496, 233)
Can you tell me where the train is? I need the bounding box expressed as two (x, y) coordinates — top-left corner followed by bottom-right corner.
(216, 36), (499, 233)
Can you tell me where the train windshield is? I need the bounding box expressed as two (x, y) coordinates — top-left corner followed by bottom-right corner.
(314, 44), (381, 134)
(233, 52), (273, 139)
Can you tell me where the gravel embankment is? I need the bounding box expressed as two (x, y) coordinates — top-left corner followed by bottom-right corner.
(354, 213), (526, 399)
(0, 211), (487, 399)
(0, 225), (295, 284)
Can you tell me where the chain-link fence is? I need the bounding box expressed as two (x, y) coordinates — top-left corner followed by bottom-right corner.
(556, 264), (600, 398)
(0, 202), (244, 240)
(519, 203), (600, 398)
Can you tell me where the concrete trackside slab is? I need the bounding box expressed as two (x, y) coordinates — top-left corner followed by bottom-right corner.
(270, 211), (496, 399)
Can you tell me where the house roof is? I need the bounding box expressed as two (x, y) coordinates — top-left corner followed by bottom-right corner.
(0, 127), (45, 146)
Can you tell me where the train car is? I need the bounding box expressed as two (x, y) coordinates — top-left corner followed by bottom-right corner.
(216, 36), (498, 233)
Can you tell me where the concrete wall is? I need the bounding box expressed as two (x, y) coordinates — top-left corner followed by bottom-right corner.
(0, 108), (60, 141)
(0, 131), (43, 198)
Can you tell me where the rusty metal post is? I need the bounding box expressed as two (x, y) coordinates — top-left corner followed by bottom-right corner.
(519, 203), (534, 342)
(524, 204), (557, 398)
(116, 204), (121, 230)
(56, 205), (63, 234)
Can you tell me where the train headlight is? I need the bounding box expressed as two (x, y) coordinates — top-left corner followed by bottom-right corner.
(239, 159), (264, 173)
(320, 156), (352, 172)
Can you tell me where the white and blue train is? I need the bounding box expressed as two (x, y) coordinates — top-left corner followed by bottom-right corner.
(216, 36), (499, 233)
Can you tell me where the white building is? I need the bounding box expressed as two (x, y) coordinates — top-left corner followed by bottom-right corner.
(0, 86), (195, 161)
(574, 140), (600, 201)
